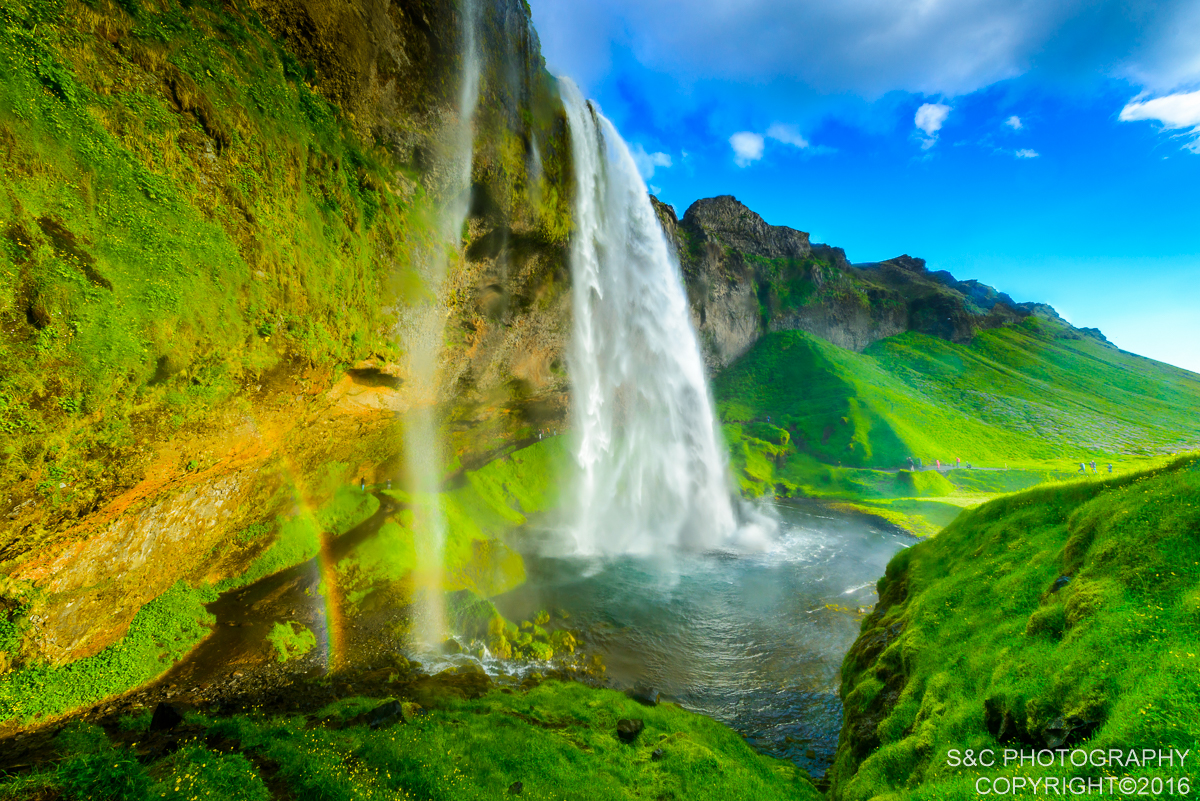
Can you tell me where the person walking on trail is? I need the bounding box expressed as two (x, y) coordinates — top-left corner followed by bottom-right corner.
(1107, 463), (1113, 473)
(360, 477), (366, 492)
(1078, 462), (1086, 473)
(955, 456), (961, 469)
(936, 459), (942, 472)
(1090, 460), (1097, 473)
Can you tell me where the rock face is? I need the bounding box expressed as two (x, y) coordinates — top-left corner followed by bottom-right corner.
(0, 0), (572, 669)
(655, 195), (1104, 369)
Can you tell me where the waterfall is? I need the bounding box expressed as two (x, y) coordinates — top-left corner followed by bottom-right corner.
(561, 79), (741, 556)
(406, 0), (481, 651)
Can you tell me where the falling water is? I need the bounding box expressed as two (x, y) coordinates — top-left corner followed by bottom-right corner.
(561, 80), (741, 556)
(405, 0), (481, 651)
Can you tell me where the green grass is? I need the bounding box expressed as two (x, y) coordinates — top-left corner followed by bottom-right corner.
(829, 455), (1200, 800)
(0, 581), (216, 723)
(717, 327), (1200, 477)
(3, 682), (822, 800)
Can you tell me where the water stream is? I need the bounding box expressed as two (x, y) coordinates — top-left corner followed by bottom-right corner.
(498, 502), (914, 776)
(561, 80), (744, 556)
(402, 0), (482, 651)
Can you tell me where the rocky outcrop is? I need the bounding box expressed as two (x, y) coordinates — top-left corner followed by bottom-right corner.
(657, 195), (1106, 369)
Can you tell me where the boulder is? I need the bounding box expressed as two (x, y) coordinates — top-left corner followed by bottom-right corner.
(150, 703), (183, 731)
(617, 718), (644, 743)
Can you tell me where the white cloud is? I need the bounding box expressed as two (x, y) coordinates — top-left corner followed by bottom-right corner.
(1120, 89), (1200, 153)
(630, 143), (673, 180)
(915, 103), (951, 136)
(1015, 148), (1039, 158)
(1119, 90), (1200, 129)
(1005, 115), (1023, 129)
(534, 0), (1200, 102)
(730, 132), (765, 166)
(766, 123), (810, 148)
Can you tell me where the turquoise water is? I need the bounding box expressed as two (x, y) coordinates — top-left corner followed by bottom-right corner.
(496, 503), (915, 776)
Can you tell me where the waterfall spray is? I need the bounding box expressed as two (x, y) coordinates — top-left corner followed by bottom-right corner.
(561, 80), (741, 556)
(405, 0), (481, 651)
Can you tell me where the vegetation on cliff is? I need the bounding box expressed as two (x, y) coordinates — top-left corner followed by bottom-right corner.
(0, 0), (440, 536)
(829, 455), (1200, 800)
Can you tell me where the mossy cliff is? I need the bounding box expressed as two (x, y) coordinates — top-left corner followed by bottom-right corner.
(828, 455), (1200, 800)
(0, 0), (571, 682)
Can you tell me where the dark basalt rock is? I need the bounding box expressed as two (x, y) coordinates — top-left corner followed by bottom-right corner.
(617, 719), (644, 743)
(651, 748), (664, 761)
(1042, 715), (1100, 749)
(626, 687), (660, 706)
(509, 780), (524, 795)
(365, 700), (407, 730)
(1052, 575), (1072, 592)
(150, 703), (183, 732)
(682, 195), (812, 260)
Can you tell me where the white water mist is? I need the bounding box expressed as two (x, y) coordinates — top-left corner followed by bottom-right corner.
(561, 79), (740, 556)
(407, 0), (481, 651)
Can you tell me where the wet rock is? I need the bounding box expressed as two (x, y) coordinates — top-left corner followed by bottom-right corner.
(150, 703), (183, 731)
(617, 719), (644, 743)
(626, 687), (659, 707)
(365, 700), (407, 730)
(1051, 575), (1072, 592)
(984, 698), (1037, 746)
(651, 748), (664, 761)
(1042, 715), (1099, 749)
(441, 638), (463, 655)
(509, 780), (523, 795)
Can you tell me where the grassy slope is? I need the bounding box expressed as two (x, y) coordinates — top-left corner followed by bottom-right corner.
(830, 455), (1200, 800)
(714, 320), (1200, 530)
(0, 682), (822, 800)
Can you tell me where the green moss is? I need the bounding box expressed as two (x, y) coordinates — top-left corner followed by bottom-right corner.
(3, 681), (819, 800)
(267, 621), (316, 663)
(0, 0), (439, 519)
(830, 455), (1200, 800)
(0, 581), (216, 723)
(339, 438), (567, 606)
(219, 479), (379, 593)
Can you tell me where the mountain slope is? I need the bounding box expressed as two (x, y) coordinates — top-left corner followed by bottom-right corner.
(716, 319), (1200, 478)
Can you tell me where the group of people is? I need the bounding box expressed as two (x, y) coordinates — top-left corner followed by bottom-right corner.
(1079, 460), (1114, 474)
(907, 456), (974, 472)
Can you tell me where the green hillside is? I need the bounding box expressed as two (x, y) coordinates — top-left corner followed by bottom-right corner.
(829, 454), (1200, 800)
(714, 315), (1200, 527)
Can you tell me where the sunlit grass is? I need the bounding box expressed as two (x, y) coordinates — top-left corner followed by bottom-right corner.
(830, 455), (1200, 800)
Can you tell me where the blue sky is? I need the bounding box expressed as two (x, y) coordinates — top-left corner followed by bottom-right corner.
(530, 0), (1200, 373)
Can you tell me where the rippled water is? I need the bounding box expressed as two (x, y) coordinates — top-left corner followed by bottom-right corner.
(496, 502), (915, 776)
